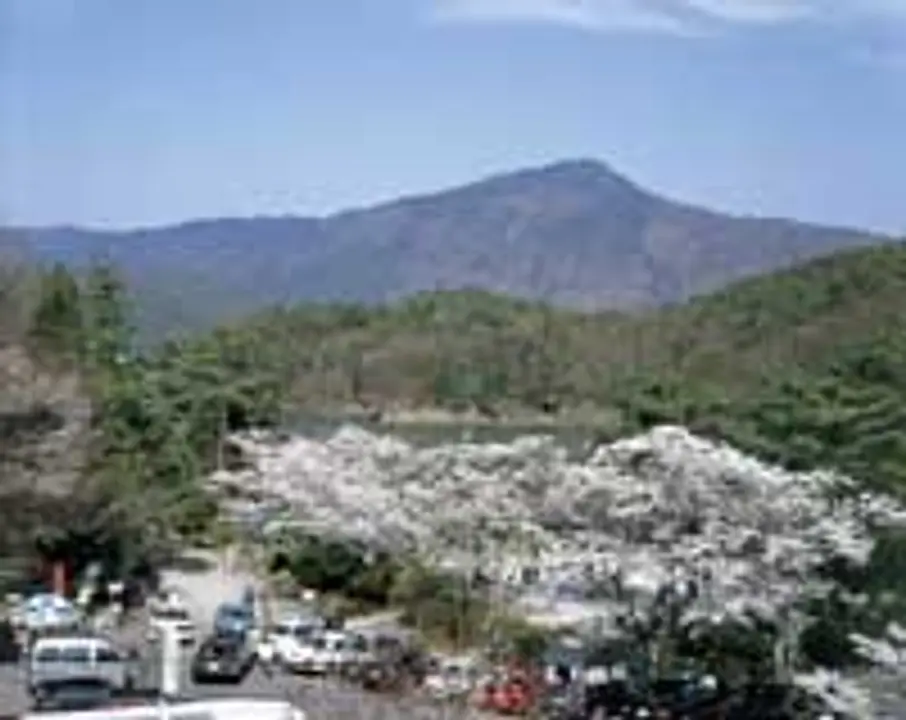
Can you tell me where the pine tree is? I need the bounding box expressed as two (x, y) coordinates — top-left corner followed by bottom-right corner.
(28, 263), (84, 363)
(82, 262), (135, 376)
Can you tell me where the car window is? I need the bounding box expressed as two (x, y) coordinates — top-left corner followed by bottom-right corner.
(206, 643), (234, 659)
(351, 635), (368, 652)
(34, 646), (61, 662)
(59, 645), (91, 663)
(375, 636), (401, 651)
(155, 608), (190, 621)
(312, 636), (326, 650)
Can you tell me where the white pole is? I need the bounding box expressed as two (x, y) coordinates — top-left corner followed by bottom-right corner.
(160, 623), (181, 700)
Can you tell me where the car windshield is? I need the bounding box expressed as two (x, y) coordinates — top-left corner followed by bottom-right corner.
(35, 645), (92, 663)
(203, 641), (235, 659)
(218, 605), (248, 620)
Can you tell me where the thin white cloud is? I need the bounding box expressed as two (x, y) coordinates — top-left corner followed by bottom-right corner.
(683, 0), (814, 23)
(431, 0), (693, 33)
(430, 0), (906, 34)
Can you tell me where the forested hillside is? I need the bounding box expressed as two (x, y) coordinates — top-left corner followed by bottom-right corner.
(5, 239), (906, 593)
(175, 241), (906, 495)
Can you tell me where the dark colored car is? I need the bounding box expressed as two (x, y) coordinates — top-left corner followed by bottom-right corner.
(582, 679), (643, 719)
(591, 675), (735, 720)
(190, 634), (254, 684)
(725, 682), (841, 720)
(359, 641), (429, 693)
(213, 602), (253, 637)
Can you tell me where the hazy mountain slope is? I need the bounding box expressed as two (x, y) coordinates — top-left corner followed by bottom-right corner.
(11, 159), (890, 334)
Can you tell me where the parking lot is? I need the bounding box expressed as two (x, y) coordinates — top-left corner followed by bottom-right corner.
(0, 554), (491, 718)
(0, 649), (487, 720)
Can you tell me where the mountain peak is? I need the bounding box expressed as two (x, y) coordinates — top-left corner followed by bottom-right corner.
(15, 160), (888, 333)
(480, 157), (641, 191)
(535, 157), (621, 176)
(428, 158), (650, 213)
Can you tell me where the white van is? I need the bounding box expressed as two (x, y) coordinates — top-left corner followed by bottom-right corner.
(28, 635), (134, 708)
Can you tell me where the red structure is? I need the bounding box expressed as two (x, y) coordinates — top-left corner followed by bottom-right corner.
(52, 561), (67, 596)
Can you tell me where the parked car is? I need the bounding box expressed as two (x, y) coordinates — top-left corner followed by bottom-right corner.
(190, 634), (255, 684)
(423, 655), (481, 702)
(16, 594), (82, 652)
(273, 634), (319, 675)
(288, 630), (347, 675)
(213, 603), (254, 638)
(471, 671), (504, 712)
(258, 614), (324, 666)
(472, 666), (542, 716)
(491, 672), (538, 715)
(27, 635), (137, 710)
(337, 631), (373, 681)
(359, 636), (430, 694)
(583, 678), (643, 719)
(724, 681), (843, 720)
(537, 679), (588, 720)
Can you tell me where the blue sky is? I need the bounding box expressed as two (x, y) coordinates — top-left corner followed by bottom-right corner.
(2, 0), (905, 232)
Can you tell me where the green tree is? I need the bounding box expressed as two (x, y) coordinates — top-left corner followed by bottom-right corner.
(82, 262), (135, 377)
(28, 263), (84, 363)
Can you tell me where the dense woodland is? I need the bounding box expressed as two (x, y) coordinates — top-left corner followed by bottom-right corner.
(3, 241), (906, 648)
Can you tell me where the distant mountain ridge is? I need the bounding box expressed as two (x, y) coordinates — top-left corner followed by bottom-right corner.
(5, 159), (893, 335)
